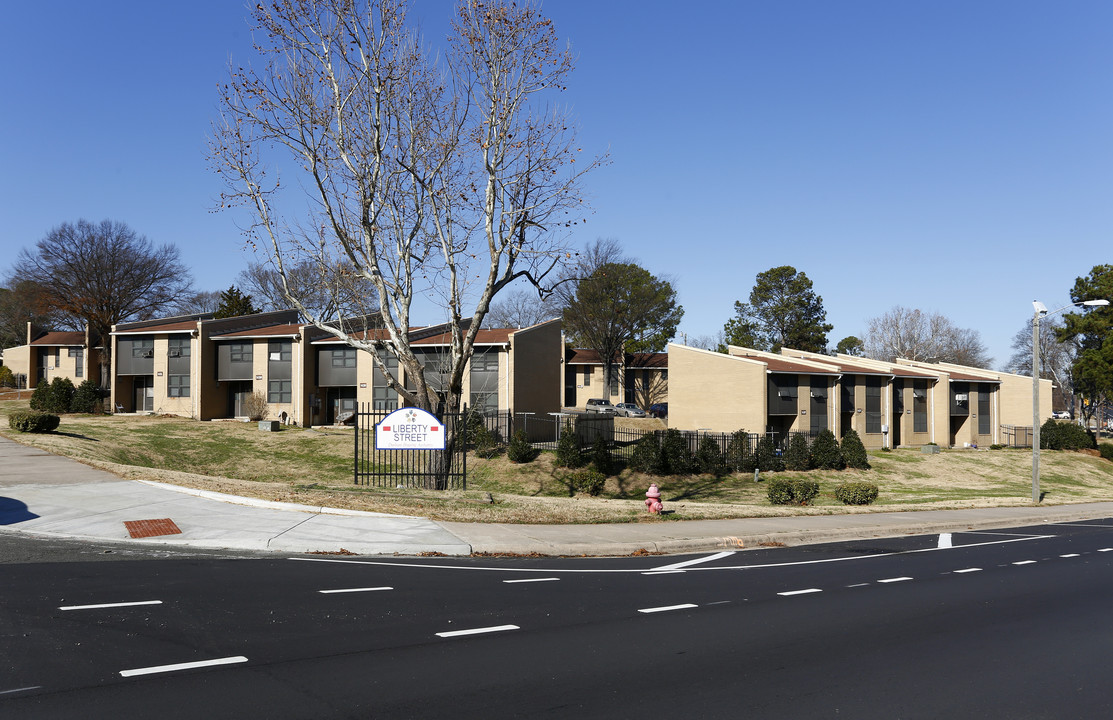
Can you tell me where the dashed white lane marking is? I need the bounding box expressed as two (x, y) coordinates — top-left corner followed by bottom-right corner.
(778, 589), (822, 597)
(59, 600), (162, 611)
(652, 551), (736, 572)
(1060, 554), (1081, 558)
(119, 656), (248, 678)
(503, 578), (559, 584)
(319, 587), (393, 594)
(953, 568), (982, 574)
(846, 583), (870, 588)
(1013, 560), (1037, 565)
(1098, 548), (1113, 552)
(938, 533), (953, 548)
(436, 625), (519, 638)
(878, 577), (912, 584)
(0, 687), (41, 696)
(638, 604), (699, 613)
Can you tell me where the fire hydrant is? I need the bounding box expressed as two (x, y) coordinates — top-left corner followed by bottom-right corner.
(645, 483), (663, 514)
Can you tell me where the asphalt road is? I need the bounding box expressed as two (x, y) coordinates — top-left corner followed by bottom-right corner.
(4, 520), (1113, 718)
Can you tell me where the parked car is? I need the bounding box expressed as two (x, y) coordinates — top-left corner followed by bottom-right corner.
(1052, 411), (1071, 420)
(648, 403), (668, 419)
(615, 403), (646, 418)
(585, 398), (618, 415)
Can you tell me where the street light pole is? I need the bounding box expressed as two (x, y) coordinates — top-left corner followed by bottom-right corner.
(1031, 298), (1110, 504)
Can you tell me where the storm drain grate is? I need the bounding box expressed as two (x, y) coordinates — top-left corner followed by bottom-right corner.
(124, 518), (182, 539)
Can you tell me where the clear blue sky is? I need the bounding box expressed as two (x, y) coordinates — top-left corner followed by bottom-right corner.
(3, 0), (1110, 369)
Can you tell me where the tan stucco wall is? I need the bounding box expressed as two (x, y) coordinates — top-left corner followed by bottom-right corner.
(999, 372), (1052, 427)
(510, 320), (561, 415)
(3, 345), (30, 384)
(669, 344), (767, 433)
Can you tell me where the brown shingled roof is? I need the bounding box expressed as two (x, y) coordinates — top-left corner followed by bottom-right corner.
(113, 320), (199, 334)
(31, 331), (85, 346)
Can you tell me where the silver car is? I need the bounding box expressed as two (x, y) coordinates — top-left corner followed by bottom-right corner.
(585, 398), (618, 415)
(615, 403), (646, 418)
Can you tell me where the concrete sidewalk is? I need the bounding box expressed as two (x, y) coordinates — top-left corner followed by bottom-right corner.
(4, 435), (1113, 557)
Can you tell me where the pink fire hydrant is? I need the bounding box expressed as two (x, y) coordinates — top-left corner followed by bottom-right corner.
(645, 483), (663, 514)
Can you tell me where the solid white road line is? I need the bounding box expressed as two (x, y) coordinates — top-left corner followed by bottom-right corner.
(502, 578), (559, 584)
(641, 570), (686, 576)
(638, 604), (699, 613)
(953, 568), (982, 574)
(436, 625), (520, 638)
(59, 600), (162, 611)
(0, 687), (41, 696)
(318, 587), (393, 594)
(778, 589), (822, 597)
(877, 577), (912, 583)
(119, 656), (248, 678)
(1013, 560), (1037, 565)
(652, 551), (736, 572)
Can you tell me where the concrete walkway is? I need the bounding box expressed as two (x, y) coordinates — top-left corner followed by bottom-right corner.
(3, 434), (1113, 557)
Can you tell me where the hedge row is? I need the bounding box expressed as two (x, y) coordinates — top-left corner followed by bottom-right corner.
(9, 411), (61, 433)
(29, 378), (106, 414)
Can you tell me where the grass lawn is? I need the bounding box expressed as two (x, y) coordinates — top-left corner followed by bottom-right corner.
(3, 392), (1112, 524)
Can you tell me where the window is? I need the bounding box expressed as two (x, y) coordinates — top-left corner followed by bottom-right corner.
(865, 377), (882, 433)
(470, 349), (498, 414)
(913, 379), (928, 433)
(132, 338), (154, 358)
(69, 347), (84, 377)
(373, 355), (399, 411)
(332, 348), (356, 368)
(978, 384), (992, 435)
(168, 374), (190, 398)
(167, 336), (190, 397)
(229, 343), (252, 363)
(268, 379), (292, 403)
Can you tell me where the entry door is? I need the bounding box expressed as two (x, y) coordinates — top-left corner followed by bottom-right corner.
(134, 376), (154, 412)
(328, 388), (357, 424)
(229, 381), (253, 417)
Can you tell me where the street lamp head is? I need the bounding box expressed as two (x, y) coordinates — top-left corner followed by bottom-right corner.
(1080, 299), (1110, 307)
(1033, 300), (1048, 314)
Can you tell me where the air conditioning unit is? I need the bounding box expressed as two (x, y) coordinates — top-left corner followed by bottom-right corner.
(168, 350), (180, 358)
(141, 350), (153, 358)
(954, 393), (968, 403)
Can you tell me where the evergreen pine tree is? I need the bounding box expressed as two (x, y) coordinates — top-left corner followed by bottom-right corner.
(784, 432), (811, 471)
(840, 429), (871, 469)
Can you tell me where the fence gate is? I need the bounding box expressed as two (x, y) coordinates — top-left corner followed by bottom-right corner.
(354, 405), (467, 490)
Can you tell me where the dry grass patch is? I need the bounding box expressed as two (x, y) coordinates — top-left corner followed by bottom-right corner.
(3, 394), (1113, 523)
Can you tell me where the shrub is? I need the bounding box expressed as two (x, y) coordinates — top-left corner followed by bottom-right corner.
(695, 435), (726, 477)
(628, 434), (664, 474)
(9, 411), (60, 433)
(1099, 443), (1113, 462)
(44, 377), (76, 414)
(0, 365), (15, 388)
(1040, 419), (1096, 451)
(554, 423), (585, 468)
(725, 430), (755, 473)
(29, 382), (50, 411)
(242, 391), (269, 421)
(767, 478), (795, 505)
(767, 478), (819, 505)
(841, 429), (870, 469)
(473, 423), (503, 458)
(754, 435), (783, 472)
(507, 429), (537, 463)
(784, 433), (811, 471)
(810, 429), (845, 470)
(989, 444), (1006, 450)
(590, 436), (613, 476)
(71, 380), (105, 414)
(569, 468), (606, 496)
(660, 429), (693, 475)
(835, 482), (879, 505)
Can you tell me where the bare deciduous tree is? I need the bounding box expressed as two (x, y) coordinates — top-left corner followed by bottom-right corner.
(487, 288), (558, 329)
(12, 219), (193, 385)
(211, 0), (600, 486)
(238, 259), (377, 320)
(863, 306), (992, 368)
(1006, 315), (1077, 415)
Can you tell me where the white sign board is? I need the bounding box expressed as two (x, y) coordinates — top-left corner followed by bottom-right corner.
(375, 407), (445, 450)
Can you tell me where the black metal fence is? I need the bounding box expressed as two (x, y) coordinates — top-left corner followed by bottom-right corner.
(354, 405), (468, 490)
(1001, 424), (1033, 448)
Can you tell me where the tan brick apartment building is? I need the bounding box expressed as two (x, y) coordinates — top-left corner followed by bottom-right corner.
(668, 344), (1051, 449)
(2, 324), (100, 389)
